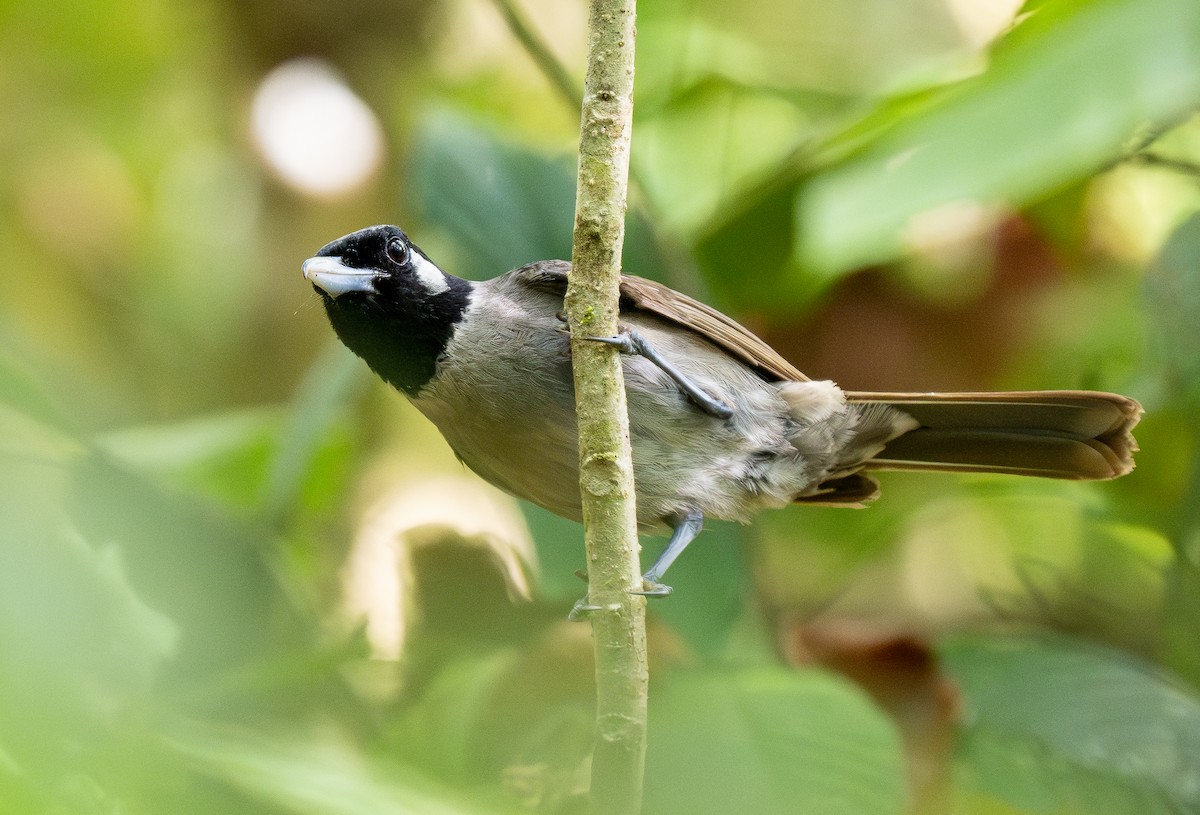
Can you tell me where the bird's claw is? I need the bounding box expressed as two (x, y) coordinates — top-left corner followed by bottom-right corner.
(567, 596), (612, 622)
(581, 333), (640, 355)
(630, 578), (674, 597)
(568, 573), (672, 619)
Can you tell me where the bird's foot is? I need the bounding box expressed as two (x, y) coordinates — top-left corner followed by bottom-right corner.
(630, 578), (674, 597)
(567, 573), (672, 621)
(582, 332), (640, 355)
(567, 597), (608, 622)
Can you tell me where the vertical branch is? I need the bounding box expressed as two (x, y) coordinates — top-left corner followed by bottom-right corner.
(564, 0), (647, 812)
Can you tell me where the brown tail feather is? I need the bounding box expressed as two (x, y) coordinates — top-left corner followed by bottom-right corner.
(846, 390), (1142, 481)
(793, 472), (882, 508)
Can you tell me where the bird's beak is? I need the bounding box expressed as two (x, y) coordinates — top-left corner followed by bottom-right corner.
(302, 256), (380, 298)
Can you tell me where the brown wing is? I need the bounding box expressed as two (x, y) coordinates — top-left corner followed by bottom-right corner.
(513, 262), (807, 382)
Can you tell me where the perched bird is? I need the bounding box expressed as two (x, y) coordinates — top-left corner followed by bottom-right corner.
(303, 225), (1141, 596)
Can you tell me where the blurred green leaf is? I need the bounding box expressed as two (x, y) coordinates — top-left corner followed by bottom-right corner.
(96, 354), (362, 522)
(66, 456), (288, 676)
(171, 722), (504, 815)
(695, 168), (819, 312)
(644, 668), (905, 815)
(637, 0), (985, 103)
(0, 525), (179, 698)
(1161, 547), (1200, 692)
(635, 80), (808, 233)
(408, 111), (575, 279)
(925, 485), (1168, 646)
(693, 85), (956, 312)
(956, 734), (1182, 815)
(397, 653), (520, 781)
(944, 635), (1200, 814)
(798, 0), (1200, 273)
(0, 755), (43, 815)
(0, 352), (77, 436)
(1145, 212), (1200, 403)
(393, 635), (595, 803)
(520, 502), (587, 602)
(263, 341), (367, 524)
(0, 456), (177, 802)
(1145, 214), (1200, 684)
(408, 111), (670, 282)
(97, 408), (280, 510)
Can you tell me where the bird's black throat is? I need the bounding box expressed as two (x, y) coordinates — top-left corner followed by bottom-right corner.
(320, 276), (472, 396)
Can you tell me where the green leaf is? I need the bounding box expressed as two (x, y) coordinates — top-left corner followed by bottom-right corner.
(695, 167), (827, 313)
(97, 407), (281, 510)
(0, 351), (77, 435)
(408, 111), (573, 279)
(95, 345), (363, 521)
(392, 647), (594, 806)
(644, 668), (905, 815)
(396, 653), (520, 781)
(171, 722), (504, 815)
(0, 456), (177, 784)
(635, 79), (808, 233)
(66, 455), (286, 675)
(943, 635), (1200, 814)
(407, 110), (670, 282)
(263, 340), (367, 524)
(797, 0), (1200, 273)
(519, 501), (587, 602)
(1145, 212), (1200, 402)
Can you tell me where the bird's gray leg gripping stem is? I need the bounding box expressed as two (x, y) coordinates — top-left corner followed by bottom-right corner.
(584, 329), (735, 419)
(567, 509), (703, 614)
(634, 509), (704, 596)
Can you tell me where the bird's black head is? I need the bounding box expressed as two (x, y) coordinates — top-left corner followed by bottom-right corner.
(302, 225), (472, 395)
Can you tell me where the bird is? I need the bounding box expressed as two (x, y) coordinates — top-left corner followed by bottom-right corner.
(302, 224), (1141, 597)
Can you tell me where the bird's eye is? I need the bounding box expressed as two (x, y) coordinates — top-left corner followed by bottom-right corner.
(385, 237), (410, 266)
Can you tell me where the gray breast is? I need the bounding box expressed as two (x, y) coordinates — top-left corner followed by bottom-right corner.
(408, 277), (838, 529)
(409, 281), (585, 520)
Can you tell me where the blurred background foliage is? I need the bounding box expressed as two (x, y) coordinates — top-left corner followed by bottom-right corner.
(2, 0), (1200, 812)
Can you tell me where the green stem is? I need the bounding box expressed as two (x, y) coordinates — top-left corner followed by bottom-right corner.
(564, 0), (648, 812)
(488, 0), (581, 110)
(1128, 151), (1200, 179)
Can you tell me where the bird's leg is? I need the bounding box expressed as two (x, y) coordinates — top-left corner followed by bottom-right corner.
(633, 509), (704, 597)
(563, 313), (726, 415)
(566, 511), (703, 617)
(583, 330), (735, 419)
